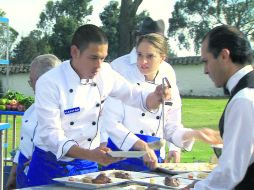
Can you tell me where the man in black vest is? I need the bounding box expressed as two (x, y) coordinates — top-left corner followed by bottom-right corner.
(184, 25), (254, 190)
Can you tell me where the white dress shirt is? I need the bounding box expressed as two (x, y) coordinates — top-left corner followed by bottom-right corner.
(34, 60), (150, 161)
(13, 104), (37, 163)
(193, 65), (254, 189)
(99, 49), (194, 158)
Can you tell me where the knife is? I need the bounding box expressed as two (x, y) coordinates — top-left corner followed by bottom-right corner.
(154, 167), (179, 176)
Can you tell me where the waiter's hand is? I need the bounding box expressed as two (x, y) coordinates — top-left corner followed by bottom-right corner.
(180, 180), (198, 190)
(91, 147), (123, 166)
(196, 128), (223, 145)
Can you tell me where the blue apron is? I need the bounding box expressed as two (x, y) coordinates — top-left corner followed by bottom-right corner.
(27, 146), (98, 187)
(102, 134), (163, 171)
(16, 152), (30, 188)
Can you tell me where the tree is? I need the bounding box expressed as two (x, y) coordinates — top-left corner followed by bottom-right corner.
(100, 1), (120, 61)
(37, 0), (93, 59)
(100, 0), (148, 60)
(118, 0), (143, 56)
(168, 0), (254, 54)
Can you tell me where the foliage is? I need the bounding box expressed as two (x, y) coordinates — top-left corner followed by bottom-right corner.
(11, 30), (51, 64)
(36, 0), (93, 60)
(100, 0), (149, 60)
(11, 0), (93, 62)
(3, 90), (34, 109)
(168, 0), (254, 54)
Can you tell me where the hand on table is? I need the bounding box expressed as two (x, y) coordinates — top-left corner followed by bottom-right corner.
(165, 150), (181, 163)
(143, 147), (158, 170)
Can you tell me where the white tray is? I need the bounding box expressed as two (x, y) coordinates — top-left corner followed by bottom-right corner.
(107, 151), (146, 158)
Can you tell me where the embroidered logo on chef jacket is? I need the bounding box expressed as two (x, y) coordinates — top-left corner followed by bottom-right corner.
(64, 107), (80, 115)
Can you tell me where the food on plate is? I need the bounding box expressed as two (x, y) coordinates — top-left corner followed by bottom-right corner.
(149, 178), (155, 184)
(67, 172), (111, 184)
(81, 176), (93, 183)
(92, 173), (112, 184)
(188, 173), (194, 179)
(164, 176), (180, 187)
(159, 163), (216, 172)
(113, 171), (132, 179)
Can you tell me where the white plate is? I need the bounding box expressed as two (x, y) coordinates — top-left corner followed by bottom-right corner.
(132, 176), (193, 189)
(53, 171), (128, 189)
(157, 163), (216, 173)
(174, 171), (209, 180)
(123, 184), (169, 190)
(108, 151), (146, 158)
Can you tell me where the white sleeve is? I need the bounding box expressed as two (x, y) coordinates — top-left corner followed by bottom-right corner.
(13, 150), (20, 164)
(192, 97), (254, 190)
(99, 97), (139, 150)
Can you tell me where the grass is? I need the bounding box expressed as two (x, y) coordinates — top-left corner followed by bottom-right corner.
(3, 98), (227, 163)
(180, 98), (227, 162)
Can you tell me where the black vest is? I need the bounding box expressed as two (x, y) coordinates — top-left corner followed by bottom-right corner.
(218, 70), (254, 190)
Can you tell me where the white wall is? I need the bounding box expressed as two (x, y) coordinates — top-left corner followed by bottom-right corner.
(0, 65), (225, 97)
(0, 73), (34, 97)
(172, 64), (224, 96)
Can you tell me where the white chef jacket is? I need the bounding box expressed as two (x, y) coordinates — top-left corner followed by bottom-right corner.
(99, 48), (194, 157)
(193, 65), (254, 190)
(33, 60), (150, 161)
(13, 104), (37, 163)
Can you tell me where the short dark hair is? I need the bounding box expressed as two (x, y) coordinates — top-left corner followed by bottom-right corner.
(71, 24), (108, 52)
(203, 25), (254, 65)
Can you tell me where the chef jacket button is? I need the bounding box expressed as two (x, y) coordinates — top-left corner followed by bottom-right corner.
(25, 120), (28, 123)
(88, 138), (92, 141)
(141, 113), (145, 116)
(156, 116), (160, 120)
(21, 136), (23, 140)
(137, 83), (140, 85)
(92, 121), (96, 125)
(70, 121), (74, 125)
(140, 130), (143, 134)
(92, 83), (97, 87)
(31, 138), (33, 142)
(96, 103), (100, 107)
(69, 89), (73, 93)
(152, 133), (155, 136)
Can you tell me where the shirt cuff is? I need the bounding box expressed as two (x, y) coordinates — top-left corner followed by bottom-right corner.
(120, 133), (140, 151)
(13, 150), (20, 164)
(56, 140), (79, 160)
(167, 142), (181, 152)
(141, 91), (159, 113)
(172, 128), (195, 151)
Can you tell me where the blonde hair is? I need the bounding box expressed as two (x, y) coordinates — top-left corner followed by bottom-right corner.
(136, 33), (168, 57)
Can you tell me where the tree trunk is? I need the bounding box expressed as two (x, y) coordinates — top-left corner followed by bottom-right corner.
(118, 0), (142, 56)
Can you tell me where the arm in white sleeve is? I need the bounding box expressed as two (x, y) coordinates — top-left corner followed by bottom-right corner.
(99, 97), (139, 150)
(13, 150), (20, 164)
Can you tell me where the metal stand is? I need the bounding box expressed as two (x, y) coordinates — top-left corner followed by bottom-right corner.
(0, 123), (10, 190)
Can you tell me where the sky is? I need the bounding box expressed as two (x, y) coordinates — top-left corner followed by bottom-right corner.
(0, 0), (194, 56)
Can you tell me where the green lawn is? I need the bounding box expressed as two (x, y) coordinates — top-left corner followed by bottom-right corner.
(180, 98), (227, 162)
(3, 98), (227, 162)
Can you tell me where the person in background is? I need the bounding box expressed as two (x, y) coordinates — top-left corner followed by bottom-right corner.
(6, 54), (61, 190)
(183, 25), (254, 190)
(27, 24), (171, 187)
(107, 17), (181, 165)
(100, 31), (222, 171)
